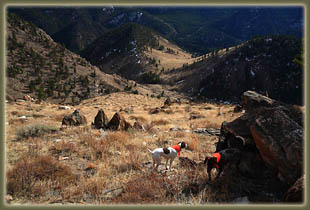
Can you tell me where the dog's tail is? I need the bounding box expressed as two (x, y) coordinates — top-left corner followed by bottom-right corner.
(147, 148), (153, 153)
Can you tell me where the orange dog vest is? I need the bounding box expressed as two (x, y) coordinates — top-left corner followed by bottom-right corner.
(212, 153), (221, 168)
(171, 145), (181, 157)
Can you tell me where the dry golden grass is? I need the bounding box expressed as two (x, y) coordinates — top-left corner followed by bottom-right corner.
(5, 92), (241, 205)
(144, 36), (196, 72)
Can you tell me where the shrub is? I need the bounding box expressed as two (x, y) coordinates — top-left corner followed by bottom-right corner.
(16, 124), (59, 140)
(140, 72), (161, 84)
(158, 45), (164, 51)
(7, 155), (76, 199)
(186, 134), (200, 151)
(112, 173), (166, 204)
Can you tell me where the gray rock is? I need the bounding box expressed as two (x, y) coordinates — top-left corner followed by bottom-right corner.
(62, 109), (87, 126)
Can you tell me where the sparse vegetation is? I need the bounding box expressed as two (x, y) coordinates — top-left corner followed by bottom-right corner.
(5, 92), (242, 204)
(140, 72), (161, 84)
(16, 124), (59, 140)
(7, 155), (76, 199)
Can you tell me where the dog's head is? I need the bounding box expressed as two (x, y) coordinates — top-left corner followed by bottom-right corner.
(204, 156), (217, 165)
(178, 141), (187, 149)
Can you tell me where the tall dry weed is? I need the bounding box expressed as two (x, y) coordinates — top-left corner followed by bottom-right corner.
(112, 172), (167, 204)
(16, 124), (59, 141)
(185, 134), (200, 152)
(7, 155), (76, 199)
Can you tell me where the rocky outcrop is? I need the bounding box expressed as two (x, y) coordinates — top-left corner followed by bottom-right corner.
(282, 175), (304, 203)
(250, 106), (303, 185)
(92, 109), (109, 129)
(107, 112), (132, 131)
(62, 110), (87, 126)
(215, 91), (303, 200)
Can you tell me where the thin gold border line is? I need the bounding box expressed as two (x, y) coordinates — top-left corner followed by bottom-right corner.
(1, 2), (308, 209)
(2, 2), (308, 6)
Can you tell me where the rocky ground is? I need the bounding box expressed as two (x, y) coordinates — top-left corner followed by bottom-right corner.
(5, 91), (304, 205)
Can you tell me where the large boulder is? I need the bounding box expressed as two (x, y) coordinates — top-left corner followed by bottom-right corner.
(107, 112), (132, 131)
(241, 90), (275, 111)
(250, 106), (303, 185)
(215, 91), (303, 195)
(92, 109), (109, 129)
(62, 109), (87, 126)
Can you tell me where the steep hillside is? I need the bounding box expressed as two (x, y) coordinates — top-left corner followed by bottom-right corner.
(6, 13), (131, 104)
(9, 6), (303, 55)
(165, 35), (303, 105)
(80, 23), (195, 83)
(8, 7), (176, 53)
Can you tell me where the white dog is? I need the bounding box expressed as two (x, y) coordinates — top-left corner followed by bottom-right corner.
(147, 142), (187, 171)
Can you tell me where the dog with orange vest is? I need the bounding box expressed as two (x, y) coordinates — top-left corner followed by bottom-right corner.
(147, 142), (187, 171)
(204, 148), (241, 181)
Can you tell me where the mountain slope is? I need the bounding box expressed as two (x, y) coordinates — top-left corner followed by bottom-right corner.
(80, 23), (196, 83)
(6, 13), (130, 104)
(164, 35), (303, 105)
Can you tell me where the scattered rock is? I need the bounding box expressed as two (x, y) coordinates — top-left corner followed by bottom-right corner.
(107, 112), (132, 131)
(189, 114), (205, 120)
(164, 97), (172, 106)
(58, 156), (69, 161)
(85, 163), (96, 170)
(133, 121), (145, 131)
(149, 107), (160, 114)
(23, 95), (35, 102)
(61, 109), (87, 126)
(120, 107), (134, 114)
(169, 127), (184, 132)
(92, 109), (109, 129)
(58, 105), (70, 110)
(115, 151), (122, 155)
(193, 128), (220, 136)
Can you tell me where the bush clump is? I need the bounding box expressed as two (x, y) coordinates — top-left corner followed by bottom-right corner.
(16, 124), (59, 140)
(7, 155), (76, 199)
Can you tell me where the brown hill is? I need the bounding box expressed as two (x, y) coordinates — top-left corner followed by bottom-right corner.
(6, 13), (142, 105)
